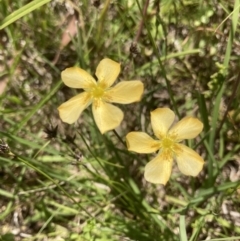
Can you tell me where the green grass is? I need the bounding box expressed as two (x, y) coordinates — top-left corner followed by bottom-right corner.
(1, 0), (240, 240)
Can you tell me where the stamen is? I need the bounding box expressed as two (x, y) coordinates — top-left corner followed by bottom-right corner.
(91, 85), (105, 98)
(161, 137), (174, 149)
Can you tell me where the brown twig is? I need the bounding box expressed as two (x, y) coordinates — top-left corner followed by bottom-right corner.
(134, 0), (150, 42)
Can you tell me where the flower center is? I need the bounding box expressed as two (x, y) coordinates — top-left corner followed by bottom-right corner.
(159, 133), (183, 160)
(161, 137), (174, 149)
(91, 85), (105, 99)
(160, 134), (178, 157)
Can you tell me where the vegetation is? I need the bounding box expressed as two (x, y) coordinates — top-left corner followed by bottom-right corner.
(1, 0), (240, 240)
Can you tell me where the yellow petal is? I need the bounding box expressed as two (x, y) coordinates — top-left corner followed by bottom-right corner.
(126, 132), (161, 153)
(169, 116), (203, 140)
(58, 92), (91, 124)
(150, 108), (175, 139)
(104, 81), (144, 104)
(61, 67), (96, 89)
(144, 153), (173, 185)
(92, 100), (123, 134)
(175, 144), (204, 176)
(95, 58), (120, 88)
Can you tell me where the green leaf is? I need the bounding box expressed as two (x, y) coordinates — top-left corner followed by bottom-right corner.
(0, 0), (52, 30)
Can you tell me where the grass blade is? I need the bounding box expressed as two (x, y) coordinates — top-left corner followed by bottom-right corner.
(0, 0), (51, 30)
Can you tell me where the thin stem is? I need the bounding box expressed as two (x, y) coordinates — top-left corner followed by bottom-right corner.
(112, 129), (126, 147)
(134, 0), (150, 42)
(217, 70), (240, 136)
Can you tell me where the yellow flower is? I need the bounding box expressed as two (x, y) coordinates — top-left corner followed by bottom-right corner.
(58, 58), (144, 134)
(126, 108), (204, 185)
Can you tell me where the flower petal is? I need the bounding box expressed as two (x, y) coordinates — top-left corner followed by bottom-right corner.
(151, 108), (175, 139)
(95, 58), (120, 88)
(175, 144), (204, 176)
(126, 132), (161, 153)
(104, 81), (144, 104)
(58, 92), (92, 124)
(92, 100), (123, 134)
(61, 67), (96, 89)
(144, 153), (173, 185)
(169, 116), (203, 140)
